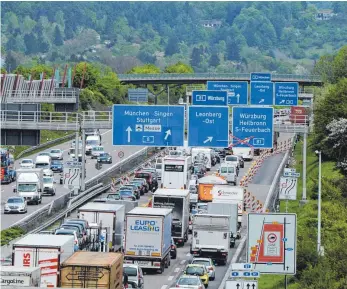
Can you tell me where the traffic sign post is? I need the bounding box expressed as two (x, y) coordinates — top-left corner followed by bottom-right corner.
(226, 280), (258, 289)
(230, 271), (260, 278)
(112, 105), (185, 147)
(232, 107), (274, 149)
(247, 213), (297, 274)
(274, 82), (298, 106)
(250, 82), (274, 105)
(279, 177), (298, 200)
(250, 72), (272, 82)
(207, 81), (248, 105)
(188, 106), (229, 148)
(192, 90), (228, 106)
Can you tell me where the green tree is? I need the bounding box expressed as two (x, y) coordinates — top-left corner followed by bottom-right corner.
(21, 16), (36, 34)
(332, 46), (347, 82)
(4, 12), (19, 34)
(209, 53), (220, 67)
(190, 47), (202, 67)
(127, 64), (160, 74)
(95, 71), (125, 103)
(165, 35), (180, 56)
(164, 62), (193, 73)
(73, 62), (101, 88)
(37, 34), (51, 53)
(53, 26), (64, 46)
(24, 33), (38, 54)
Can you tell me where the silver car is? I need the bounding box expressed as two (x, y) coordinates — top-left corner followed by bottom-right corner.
(4, 197), (27, 214)
(123, 264), (144, 289)
(191, 257), (216, 280)
(20, 159), (34, 169)
(50, 149), (63, 160)
(175, 275), (204, 289)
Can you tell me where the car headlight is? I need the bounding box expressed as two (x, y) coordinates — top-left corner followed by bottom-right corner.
(5, 205), (9, 209)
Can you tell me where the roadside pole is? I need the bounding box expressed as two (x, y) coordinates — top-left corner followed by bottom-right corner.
(81, 129), (86, 191)
(317, 150), (322, 254)
(75, 131), (79, 158)
(302, 132), (307, 201)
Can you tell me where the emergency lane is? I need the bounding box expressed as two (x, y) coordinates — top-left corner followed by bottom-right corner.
(1, 129), (145, 229)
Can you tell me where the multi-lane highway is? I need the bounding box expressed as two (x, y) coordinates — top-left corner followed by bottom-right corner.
(1, 129), (145, 229)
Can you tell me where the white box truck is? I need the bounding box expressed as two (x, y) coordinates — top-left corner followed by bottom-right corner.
(12, 234), (74, 287)
(0, 266), (41, 287)
(77, 202), (125, 252)
(207, 202), (238, 247)
(152, 189), (190, 246)
(211, 185), (244, 229)
(161, 156), (192, 190)
(13, 169), (43, 205)
(124, 207), (172, 274)
(191, 214), (230, 265)
(232, 147), (254, 161)
(192, 148), (212, 171)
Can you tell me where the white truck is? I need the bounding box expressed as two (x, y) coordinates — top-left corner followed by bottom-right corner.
(12, 234), (74, 287)
(211, 185), (244, 230)
(77, 202), (125, 252)
(191, 214), (230, 265)
(232, 147), (254, 161)
(152, 189), (190, 246)
(207, 202), (238, 247)
(192, 148), (212, 171)
(85, 135), (101, 155)
(161, 155), (192, 190)
(124, 207), (172, 274)
(0, 266), (41, 287)
(14, 169), (43, 205)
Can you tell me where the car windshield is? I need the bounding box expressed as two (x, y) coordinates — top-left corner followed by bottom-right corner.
(100, 153), (109, 157)
(43, 177), (53, 184)
(123, 267), (137, 276)
(52, 160), (62, 165)
(18, 184), (36, 192)
(186, 266), (204, 276)
(198, 204), (207, 210)
(107, 194), (120, 200)
(156, 164), (162, 169)
(93, 147), (104, 151)
(8, 198), (23, 204)
(35, 163), (49, 168)
(178, 277), (199, 285)
(86, 140), (99, 145)
(192, 260), (211, 267)
(21, 159), (32, 164)
(130, 182), (141, 186)
(39, 153), (50, 156)
(56, 231), (74, 236)
(221, 166), (234, 173)
(50, 150), (60, 153)
(226, 156), (238, 162)
(135, 173), (150, 179)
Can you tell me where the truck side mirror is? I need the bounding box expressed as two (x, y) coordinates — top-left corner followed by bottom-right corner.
(13, 188), (17, 193)
(38, 189), (42, 192)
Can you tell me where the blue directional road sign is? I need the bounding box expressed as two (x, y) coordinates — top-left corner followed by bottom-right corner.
(188, 106), (229, 148)
(251, 72), (272, 82)
(207, 81), (248, 105)
(274, 82), (299, 106)
(232, 106), (274, 149)
(250, 82), (274, 105)
(192, 90), (228, 106)
(128, 88), (148, 103)
(112, 105), (184, 147)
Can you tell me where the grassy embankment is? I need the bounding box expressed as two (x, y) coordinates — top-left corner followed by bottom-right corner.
(258, 136), (346, 289)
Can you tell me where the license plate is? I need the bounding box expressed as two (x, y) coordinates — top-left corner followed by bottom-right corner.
(134, 261), (151, 266)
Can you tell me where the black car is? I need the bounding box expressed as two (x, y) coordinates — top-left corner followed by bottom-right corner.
(97, 153), (112, 164)
(236, 155), (245, 168)
(130, 181), (146, 196)
(135, 171), (157, 191)
(170, 238), (177, 259)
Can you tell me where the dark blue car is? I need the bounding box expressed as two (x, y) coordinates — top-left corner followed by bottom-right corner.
(51, 160), (63, 172)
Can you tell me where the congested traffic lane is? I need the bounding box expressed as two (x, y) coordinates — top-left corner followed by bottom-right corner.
(1, 129), (145, 229)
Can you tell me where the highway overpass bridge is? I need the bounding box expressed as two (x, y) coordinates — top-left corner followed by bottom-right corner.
(118, 73), (322, 86)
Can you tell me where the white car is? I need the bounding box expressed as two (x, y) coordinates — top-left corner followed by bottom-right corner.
(50, 149), (63, 160)
(191, 257), (216, 281)
(43, 176), (56, 196)
(43, 169), (54, 177)
(20, 159), (34, 169)
(123, 264), (144, 289)
(91, 146), (105, 159)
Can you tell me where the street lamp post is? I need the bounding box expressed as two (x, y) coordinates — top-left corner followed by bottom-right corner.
(315, 150), (322, 254)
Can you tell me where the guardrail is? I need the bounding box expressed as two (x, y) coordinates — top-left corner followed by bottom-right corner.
(16, 133), (76, 159)
(5, 147), (163, 239)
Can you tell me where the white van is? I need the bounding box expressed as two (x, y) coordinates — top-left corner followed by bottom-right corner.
(224, 155), (240, 175)
(85, 135), (101, 155)
(219, 163), (237, 185)
(162, 155), (192, 189)
(232, 147), (254, 161)
(35, 155), (51, 169)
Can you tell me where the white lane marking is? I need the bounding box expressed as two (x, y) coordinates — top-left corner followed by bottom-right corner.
(168, 276), (174, 281)
(174, 267), (180, 273)
(101, 129), (111, 136)
(180, 259), (187, 265)
(160, 286), (167, 289)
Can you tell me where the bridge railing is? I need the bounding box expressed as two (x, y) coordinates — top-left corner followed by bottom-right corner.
(3, 89), (78, 103)
(118, 73), (322, 82)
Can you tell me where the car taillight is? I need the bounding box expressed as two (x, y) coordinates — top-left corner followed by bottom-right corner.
(74, 240), (78, 244)
(171, 245), (175, 249)
(189, 221), (192, 225)
(176, 285), (180, 288)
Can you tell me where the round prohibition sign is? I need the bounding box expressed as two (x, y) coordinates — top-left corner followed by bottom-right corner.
(118, 151), (125, 159)
(267, 233), (277, 243)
